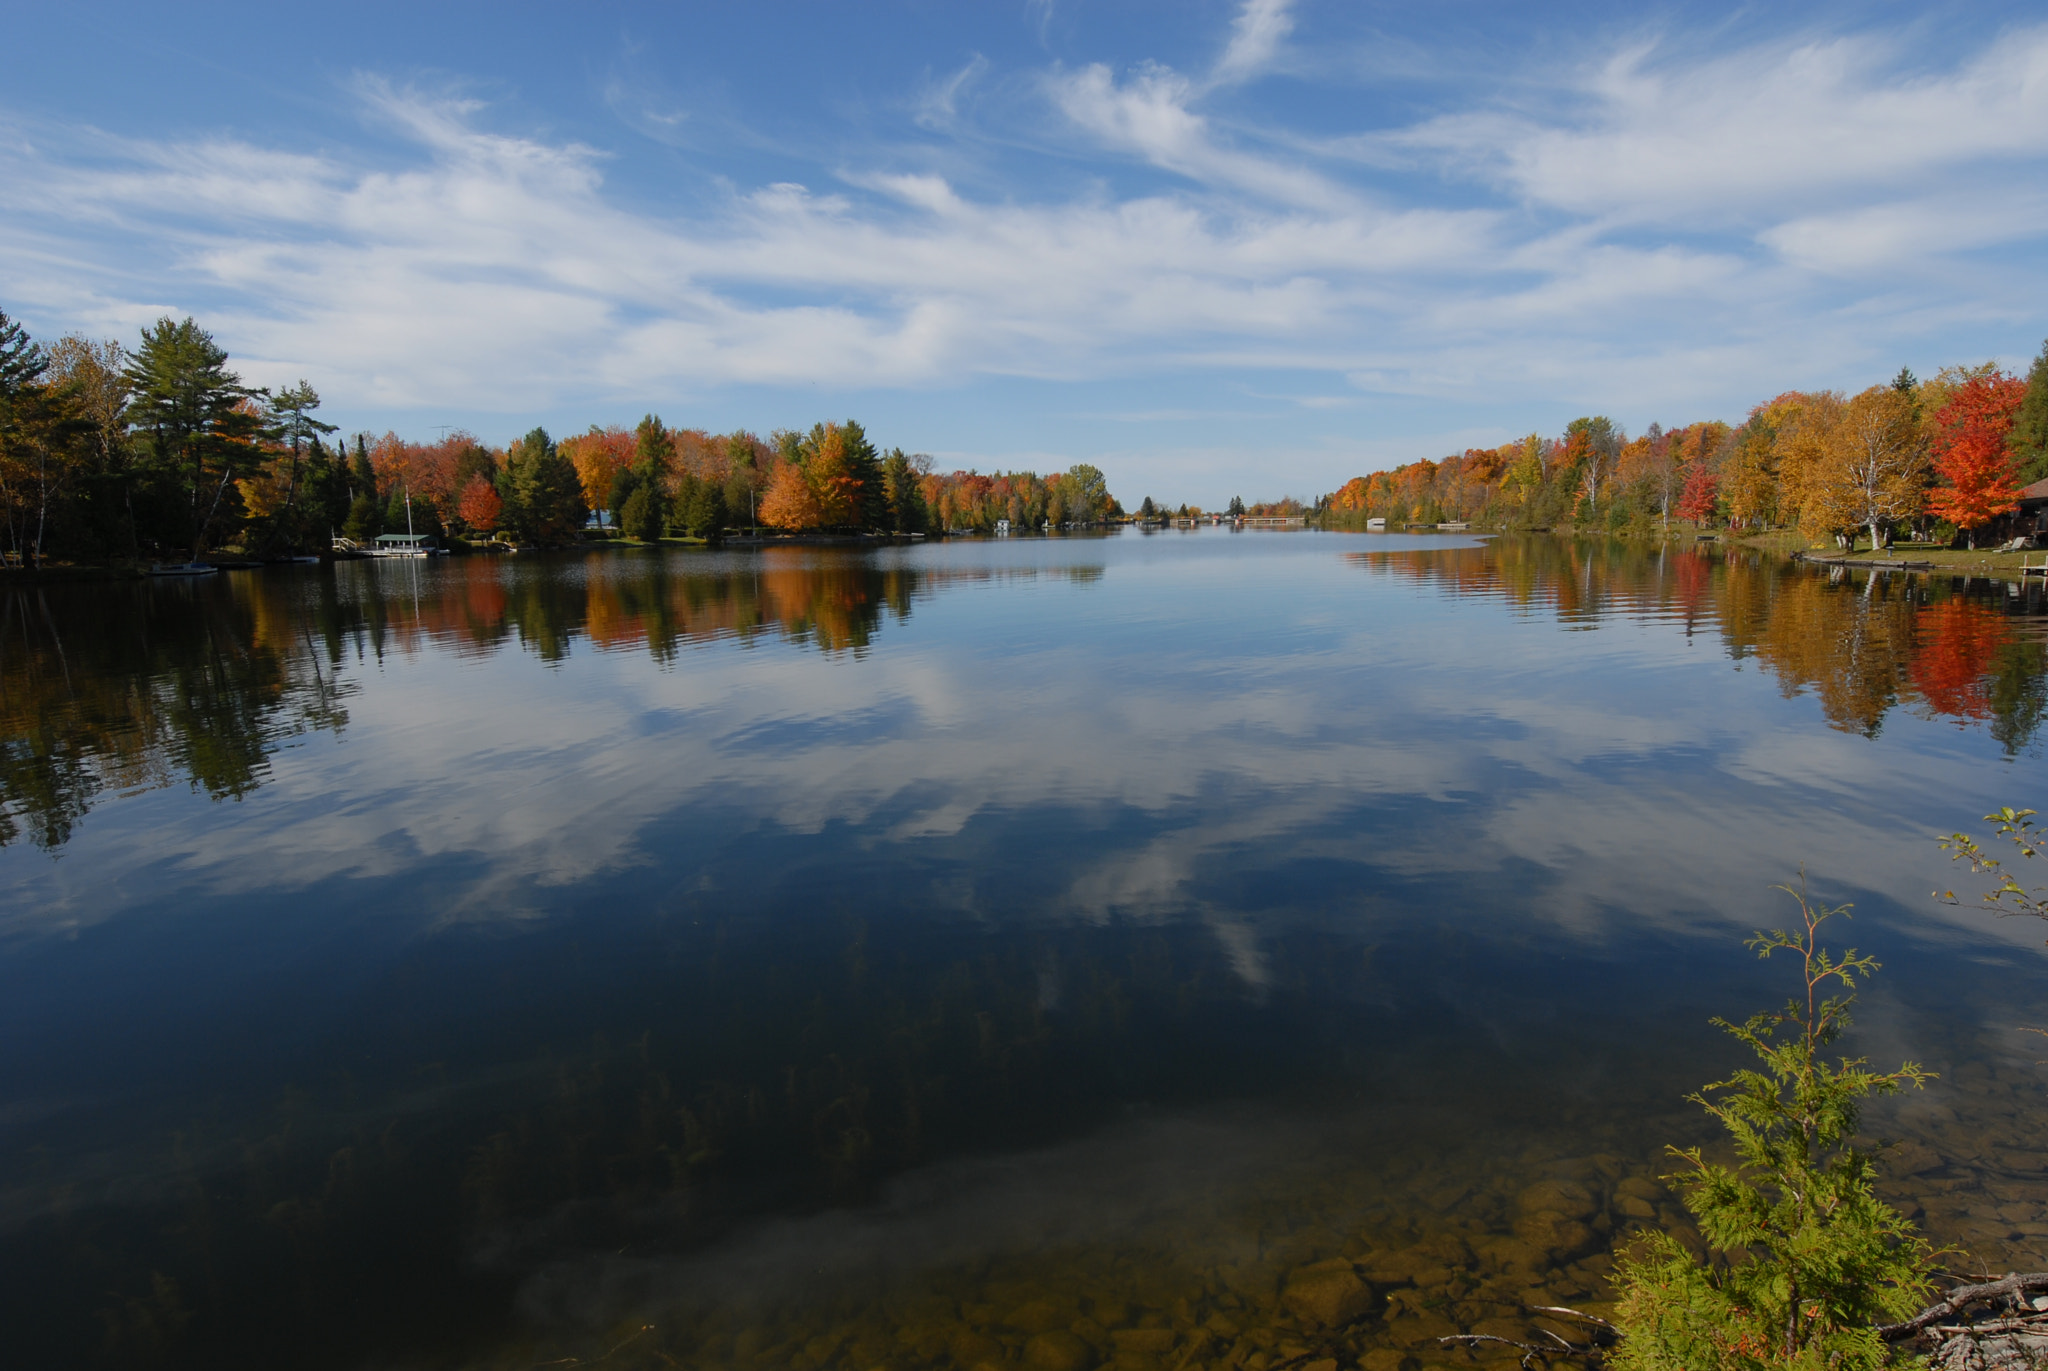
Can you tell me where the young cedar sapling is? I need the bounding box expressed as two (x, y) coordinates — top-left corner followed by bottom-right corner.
(1610, 884), (1937, 1371)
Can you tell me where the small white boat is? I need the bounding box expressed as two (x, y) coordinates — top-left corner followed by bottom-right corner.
(149, 561), (219, 576)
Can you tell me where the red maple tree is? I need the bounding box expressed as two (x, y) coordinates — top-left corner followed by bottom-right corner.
(1926, 373), (2028, 547)
(456, 473), (503, 533)
(1675, 462), (1719, 523)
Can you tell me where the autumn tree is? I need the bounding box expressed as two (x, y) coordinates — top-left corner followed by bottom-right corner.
(562, 424), (639, 524)
(0, 311), (95, 568)
(124, 317), (269, 560)
(455, 473), (503, 535)
(44, 335), (136, 556)
(1065, 463), (1111, 523)
(801, 420), (882, 528)
(0, 311), (50, 564)
(1568, 415), (1620, 517)
(1925, 371), (2027, 548)
(1503, 435), (1546, 513)
(1781, 388), (1926, 550)
(1727, 398), (1806, 529)
(1676, 461), (1720, 525)
(759, 460), (822, 530)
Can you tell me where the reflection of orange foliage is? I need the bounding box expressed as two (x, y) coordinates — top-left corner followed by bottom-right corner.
(1909, 601), (2010, 721)
(463, 573), (508, 630)
(414, 549), (928, 658)
(760, 462), (823, 530)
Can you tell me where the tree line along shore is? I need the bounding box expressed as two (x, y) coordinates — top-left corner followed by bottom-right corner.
(9, 304), (2048, 573)
(0, 309), (1123, 570)
(1314, 346), (2048, 560)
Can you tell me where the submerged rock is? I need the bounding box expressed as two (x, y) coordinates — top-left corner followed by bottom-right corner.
(1006, 1299), (1070, 1334)
(1023, 1329), (1097, 1371)
(1516, 1180), (1598, 1221)
(1111, 1327), (1177, 1354)
(1283, 1258), (1374, 1328)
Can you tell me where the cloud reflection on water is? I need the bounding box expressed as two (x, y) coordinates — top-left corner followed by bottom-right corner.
(5, 535), (2047, 958)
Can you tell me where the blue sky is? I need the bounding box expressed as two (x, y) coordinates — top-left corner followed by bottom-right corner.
(4, 1), (2046, 504)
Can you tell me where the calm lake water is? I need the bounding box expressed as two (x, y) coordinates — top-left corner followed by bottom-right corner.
(4, 531), (2047, 1371)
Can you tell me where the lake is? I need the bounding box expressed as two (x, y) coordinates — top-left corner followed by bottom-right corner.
(4, 531), (2046, 1371)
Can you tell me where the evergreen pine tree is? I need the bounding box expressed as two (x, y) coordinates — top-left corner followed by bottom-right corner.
(2008, 339), (2048, 485)
(619, 483), (659, 542)
(350, 437), (376, 505)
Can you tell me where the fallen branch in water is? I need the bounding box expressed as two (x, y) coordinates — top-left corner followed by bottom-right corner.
(1879, 1273), (2048, 1342)
(1438, 1305), (1619, 1367)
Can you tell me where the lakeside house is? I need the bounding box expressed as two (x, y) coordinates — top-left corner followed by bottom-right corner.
(2017, 477), (2048, 540)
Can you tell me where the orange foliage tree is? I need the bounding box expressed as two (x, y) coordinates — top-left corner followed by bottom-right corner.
(805, 424), (867, 526)
(367, 431), (484, 517)
(455, 474), (503, 534)
(559, 427), (637, 515)
(759, 462), (822, 530)
(1925, 372), (2028, 547)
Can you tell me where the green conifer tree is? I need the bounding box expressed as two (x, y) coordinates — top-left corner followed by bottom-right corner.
(1612, 888), (1935, 1371)
(619, 483), (659, 542)
(2008, 339), (2048, 485)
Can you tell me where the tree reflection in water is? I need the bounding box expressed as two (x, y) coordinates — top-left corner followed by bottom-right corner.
(0, 552), (1052, 851)
(7, 538), (2048, 1369)
(8, 543), (2047, 853)
(1351, 536), (2048, 749)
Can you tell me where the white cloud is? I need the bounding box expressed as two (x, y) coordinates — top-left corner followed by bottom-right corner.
(915, 54), (990, 130)
(1047, 60), (1350, 209)
(1213, 0), (1296, 88)
(0, 12), (2044, 457)
(1388, 25), (2048, 226)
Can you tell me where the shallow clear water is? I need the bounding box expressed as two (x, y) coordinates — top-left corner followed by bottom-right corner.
(4, 531), (2047, 1370)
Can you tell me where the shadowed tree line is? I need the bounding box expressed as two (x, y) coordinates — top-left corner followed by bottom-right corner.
(0, 554), (1107, 849)
(0, 581), (352, 848)
(9, 542), (2045, 854)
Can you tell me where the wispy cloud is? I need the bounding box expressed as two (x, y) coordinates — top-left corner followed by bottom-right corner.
(915, 54), (990, 130)
(1212, 0), (1296, 88)
(0, 6), (2043, 464)
(1385, 25), (2048, 236)
(1047, 60), (1350, 209)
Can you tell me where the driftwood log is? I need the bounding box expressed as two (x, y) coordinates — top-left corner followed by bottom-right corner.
(1886, 1274), (2048, 1371)
(1439, 1278), (2048, 1368)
